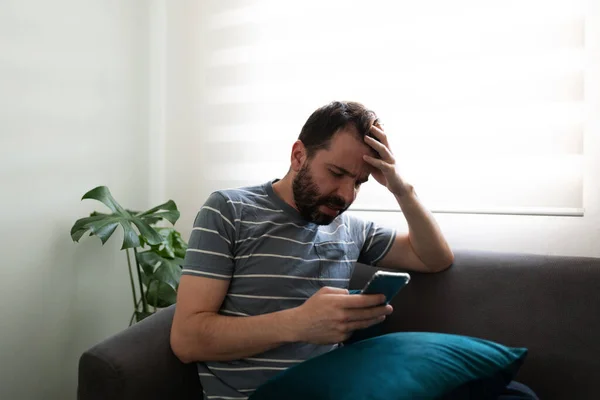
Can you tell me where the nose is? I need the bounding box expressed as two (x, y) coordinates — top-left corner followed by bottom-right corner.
(337, 182), (356, 206)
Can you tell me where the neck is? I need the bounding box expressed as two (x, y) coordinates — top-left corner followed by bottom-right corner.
(272, 174), (298, 211)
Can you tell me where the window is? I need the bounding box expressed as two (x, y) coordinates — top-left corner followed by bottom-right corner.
(190, 0), (587, 216)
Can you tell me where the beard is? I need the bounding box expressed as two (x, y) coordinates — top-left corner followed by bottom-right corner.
(292, 163), (350, 225)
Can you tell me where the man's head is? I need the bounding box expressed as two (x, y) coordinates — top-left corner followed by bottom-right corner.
(290, 101), (381, 225)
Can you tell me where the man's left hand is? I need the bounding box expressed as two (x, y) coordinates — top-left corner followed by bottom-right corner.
(363, 124), (413, 197)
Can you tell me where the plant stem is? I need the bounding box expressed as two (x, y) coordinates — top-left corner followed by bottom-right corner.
(129, 298), (143, 326)
(133, 248), (149, 313)
(125, 249), (138, 312)
(154, 281), (159, 312)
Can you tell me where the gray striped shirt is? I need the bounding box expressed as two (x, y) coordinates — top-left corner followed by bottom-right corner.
(182, 180), (396, 399)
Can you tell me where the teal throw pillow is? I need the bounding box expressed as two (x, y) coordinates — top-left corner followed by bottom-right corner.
(249, 332), (528, 400)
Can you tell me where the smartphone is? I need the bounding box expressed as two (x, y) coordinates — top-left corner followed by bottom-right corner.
(361, 271), (411, 304)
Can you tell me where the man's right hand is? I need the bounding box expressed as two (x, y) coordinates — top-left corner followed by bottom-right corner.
(289, 286), (393, 344)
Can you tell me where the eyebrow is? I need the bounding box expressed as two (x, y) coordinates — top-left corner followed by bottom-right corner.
(327, 164), (369, 183)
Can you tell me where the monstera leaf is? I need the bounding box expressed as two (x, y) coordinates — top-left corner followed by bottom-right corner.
(146, 281), (178, 308)
(137, 251), (182, 289)
(70, 186), (181, 249)
(140, 227), (188, 259)
(137, 250), (182, 307)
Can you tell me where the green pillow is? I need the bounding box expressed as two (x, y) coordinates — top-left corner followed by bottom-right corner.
(249, 332), (527, 400)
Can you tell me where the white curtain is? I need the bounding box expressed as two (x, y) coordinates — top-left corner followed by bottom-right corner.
(193, 0), (585, 216)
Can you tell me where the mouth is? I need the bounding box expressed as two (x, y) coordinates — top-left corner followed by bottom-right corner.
(320, 205), (342, 217)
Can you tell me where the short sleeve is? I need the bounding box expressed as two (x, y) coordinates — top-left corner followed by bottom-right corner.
(346, 214), (396, 266)
(182, 192), (237, 280)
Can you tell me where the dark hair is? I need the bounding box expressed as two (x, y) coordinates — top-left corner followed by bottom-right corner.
(298, 101), (380, 158)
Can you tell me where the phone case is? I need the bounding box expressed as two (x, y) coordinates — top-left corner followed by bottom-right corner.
(361, 271), (411, 304)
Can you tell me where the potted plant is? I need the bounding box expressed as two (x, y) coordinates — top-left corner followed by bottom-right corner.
(71, 186), (187, 325)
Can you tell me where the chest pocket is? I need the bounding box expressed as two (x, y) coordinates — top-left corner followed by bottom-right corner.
(314, 235), (360, 287)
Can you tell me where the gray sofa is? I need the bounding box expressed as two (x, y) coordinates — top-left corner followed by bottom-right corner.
(78, 250), (600, 399)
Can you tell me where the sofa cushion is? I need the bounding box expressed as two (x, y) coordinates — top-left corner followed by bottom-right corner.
(249, 332), (527, 400)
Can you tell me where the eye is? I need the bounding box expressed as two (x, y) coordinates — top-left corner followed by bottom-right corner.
(329, 170), (343, 178)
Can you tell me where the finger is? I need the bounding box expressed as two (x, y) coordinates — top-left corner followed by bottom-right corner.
(337, 293), (387, 309)
(364, 135), (394, 161)
(345, 304), (393, 322)
(363, 155), (395, 174)
(345, 315), (386, 332)
(369, 124), (390, 148)
(319, 286), (349, 295)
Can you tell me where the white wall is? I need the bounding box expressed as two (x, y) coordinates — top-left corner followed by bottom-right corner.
(0, 1), (150, 398)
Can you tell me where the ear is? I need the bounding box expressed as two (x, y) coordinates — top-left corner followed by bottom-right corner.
(290, 140), (307, 172)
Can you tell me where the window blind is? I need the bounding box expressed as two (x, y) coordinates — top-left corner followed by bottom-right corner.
(196, 0), (585, 216)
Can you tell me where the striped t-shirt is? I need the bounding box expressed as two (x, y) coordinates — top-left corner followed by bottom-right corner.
(182, 180), (396, 399)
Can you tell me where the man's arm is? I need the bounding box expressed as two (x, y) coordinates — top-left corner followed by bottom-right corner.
(377, 186), (454, 273)
(170, 275), (295, 363)
(362, 124), (454, 273)
(170, 276), (392, 363)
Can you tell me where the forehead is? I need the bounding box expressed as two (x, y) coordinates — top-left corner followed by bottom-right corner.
(312, 127), (375, 175)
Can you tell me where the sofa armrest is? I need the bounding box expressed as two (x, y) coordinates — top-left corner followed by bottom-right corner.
(77, 305), (202, 400)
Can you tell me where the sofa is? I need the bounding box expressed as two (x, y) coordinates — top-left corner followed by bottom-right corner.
(78, 249), (600, 399)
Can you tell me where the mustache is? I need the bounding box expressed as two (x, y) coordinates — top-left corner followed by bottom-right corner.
(317, 196), (348, 210)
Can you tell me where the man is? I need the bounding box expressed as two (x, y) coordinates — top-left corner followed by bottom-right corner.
(171, 101), (454, 399)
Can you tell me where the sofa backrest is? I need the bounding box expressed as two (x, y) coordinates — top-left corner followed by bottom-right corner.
(350, 250), (600, 400)
(79, 250), (600, 400)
